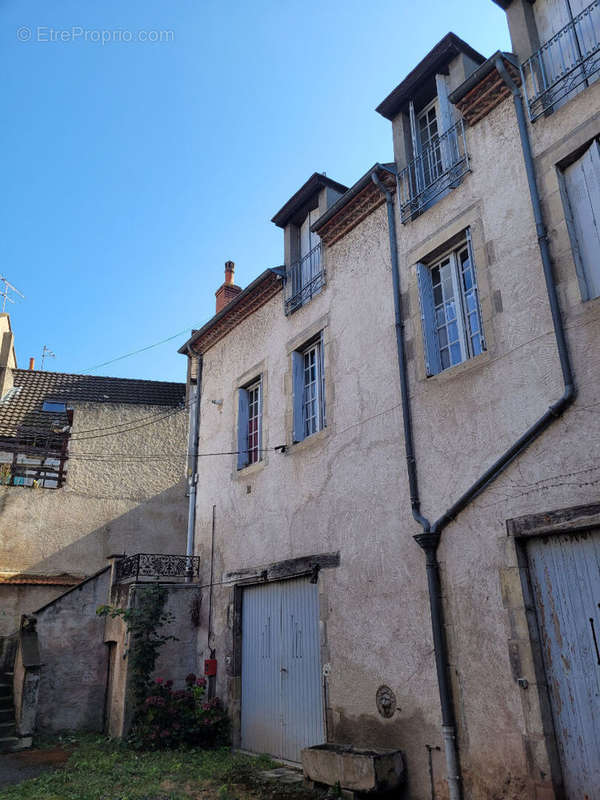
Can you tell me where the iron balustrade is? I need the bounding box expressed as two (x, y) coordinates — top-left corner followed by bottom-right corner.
(114, 553), (201, 583)
(521, 0), (600, 121)
(397, 119), (470, 223)
(284, 242), (324, 314)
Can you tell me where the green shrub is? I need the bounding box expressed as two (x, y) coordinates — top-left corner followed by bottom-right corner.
(129, 672), (230, 750)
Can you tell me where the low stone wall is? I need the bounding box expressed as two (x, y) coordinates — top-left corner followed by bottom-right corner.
(104, 581), (202, 738)
(34, 568), (111, 732)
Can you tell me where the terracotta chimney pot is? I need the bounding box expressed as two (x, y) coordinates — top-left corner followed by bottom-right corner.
(215, 261), (242, 313)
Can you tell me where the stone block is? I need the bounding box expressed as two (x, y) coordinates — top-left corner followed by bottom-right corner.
(302, 743), (405, 794)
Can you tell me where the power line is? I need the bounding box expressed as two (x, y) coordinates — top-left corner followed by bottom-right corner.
(16, 400), (191, 442)
(65, 447), (278, 462)
(77, 325), (204, 374)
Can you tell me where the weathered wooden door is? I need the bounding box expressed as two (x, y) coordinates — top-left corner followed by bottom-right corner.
(527, 530), (600, 797)
(241, 577), (324, 762)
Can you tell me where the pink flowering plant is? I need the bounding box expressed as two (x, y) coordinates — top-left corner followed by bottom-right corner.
(130, 672), (229, 749)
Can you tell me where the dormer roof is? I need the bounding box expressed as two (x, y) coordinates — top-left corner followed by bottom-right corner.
(271, 172), (348, 229)
(375, 32), (486, 120)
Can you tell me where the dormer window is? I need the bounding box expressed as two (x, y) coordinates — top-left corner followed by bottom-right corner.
(376, 34), (485, 223)
(286, 210), (323, 315)
(401, 87), (469, 223)
(42, 400), (66, 413)
(271, 172), (348, 316)
(417, 100), (443, 187)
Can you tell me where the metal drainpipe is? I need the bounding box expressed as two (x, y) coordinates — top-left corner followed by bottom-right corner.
(371, 171), (462, 800)
(185, 352), (202, 581)
(373, 65), (578, 791)
(425, 59), (577, 537)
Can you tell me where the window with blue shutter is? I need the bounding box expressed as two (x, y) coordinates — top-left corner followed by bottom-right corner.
(417, 262), (442, 376)
(292, 350), (305, 443)
(237, 378), (263, 469)
(237, 388), (250, 469)
(292, 334), (326, 442)
(417, 232), (485, 376)
(562, 138), (600, 302)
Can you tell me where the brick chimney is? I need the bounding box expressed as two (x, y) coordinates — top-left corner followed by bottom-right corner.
(215, 261), (242, 314)
(0, 313), (17, 399)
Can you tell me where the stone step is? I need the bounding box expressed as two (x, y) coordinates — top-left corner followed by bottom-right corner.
(0, 736), (20, 754)
(0, 739), (31, 754)
(0, 721), (15, 737)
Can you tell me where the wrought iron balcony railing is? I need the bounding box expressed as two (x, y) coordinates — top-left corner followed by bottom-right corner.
(114, 553), (200, 583)
(397, 118), (470, 223)
(521, 0), (600, 121)
(284, 242), (324, 314)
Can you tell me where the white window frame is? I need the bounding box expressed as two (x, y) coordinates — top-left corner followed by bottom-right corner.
(418, 231), (486, 376)
(292, 333), (326, 443)
(237, 377), (262, 470)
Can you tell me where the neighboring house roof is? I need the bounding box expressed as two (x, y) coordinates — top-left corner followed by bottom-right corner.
(0, 573), (83, 586)
(312, 163), (397, 247)
(0, 369), (185, 439)
(178, 268), (285, 356)
(271, 173), (349, 229)
(376, 32), (486, 120)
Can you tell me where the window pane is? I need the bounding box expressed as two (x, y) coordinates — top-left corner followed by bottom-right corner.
(450, 342), (462, 364)
(445, 300), (456, 321)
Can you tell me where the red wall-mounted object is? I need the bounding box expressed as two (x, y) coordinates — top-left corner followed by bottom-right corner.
(204, 658), (217, 677)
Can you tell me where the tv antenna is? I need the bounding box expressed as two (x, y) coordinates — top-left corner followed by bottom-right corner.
(0, 276), (25, 313)
(41, 345), (56, 371)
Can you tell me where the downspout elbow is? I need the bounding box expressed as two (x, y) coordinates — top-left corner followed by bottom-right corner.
(371, 171), (392, 203)
(550, 382), (577, 416)
(494, 56), (520, 97)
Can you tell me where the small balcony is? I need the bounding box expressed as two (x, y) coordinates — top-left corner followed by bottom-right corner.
(114, 553), (200, 584)
(284, 242), (324, 314)
(521, 0), (600, 122)
(397, 119), (470, 223)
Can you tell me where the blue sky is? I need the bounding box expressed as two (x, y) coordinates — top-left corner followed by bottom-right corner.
(2, 0), (510, 383)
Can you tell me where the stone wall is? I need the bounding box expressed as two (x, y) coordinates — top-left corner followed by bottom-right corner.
(34, 568), (111, 732)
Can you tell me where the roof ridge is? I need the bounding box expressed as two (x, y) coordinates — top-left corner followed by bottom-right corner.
(12, 368), (184, 386)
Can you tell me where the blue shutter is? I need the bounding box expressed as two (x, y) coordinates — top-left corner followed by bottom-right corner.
(319, 332), (326, 429)
(292, 350), (305, 443)
(417, 262), (441, 376)
(465, 228), (486, 350)
(237, 389), (249, 469)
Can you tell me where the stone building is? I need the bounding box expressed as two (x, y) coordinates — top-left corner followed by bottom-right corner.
(180, 4), (600, 799)
(0, 313), (188, 636)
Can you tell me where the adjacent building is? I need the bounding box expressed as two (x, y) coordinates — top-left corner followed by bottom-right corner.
(0, 313), (188, 636)
(181, 4), (600, 799)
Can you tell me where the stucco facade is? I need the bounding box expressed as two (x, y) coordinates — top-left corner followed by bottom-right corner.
(185, 8), (600, 800)
(0, 362), (188, 636)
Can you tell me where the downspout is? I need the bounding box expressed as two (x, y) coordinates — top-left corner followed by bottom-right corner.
(427, 58), (577, 537)
(185, 351), (202, 581)
(371, 171), (462, 800)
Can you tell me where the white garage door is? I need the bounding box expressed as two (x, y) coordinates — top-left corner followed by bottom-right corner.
(241, 577), (324, 762)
